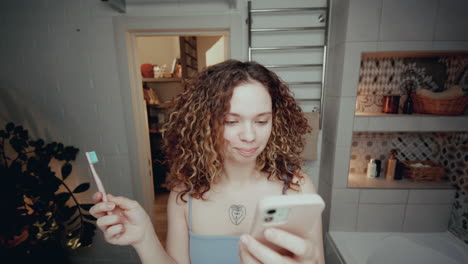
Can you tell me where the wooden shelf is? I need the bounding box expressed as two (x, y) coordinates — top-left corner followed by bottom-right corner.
(143, 78), (181, 83)
(353, 113), (468, 132)
(348, 173), (453, 189)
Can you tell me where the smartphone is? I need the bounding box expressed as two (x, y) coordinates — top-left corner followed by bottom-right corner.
(249, 194), (325, 253)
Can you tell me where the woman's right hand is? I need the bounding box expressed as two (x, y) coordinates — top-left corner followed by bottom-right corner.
(90, 192), (154, 247)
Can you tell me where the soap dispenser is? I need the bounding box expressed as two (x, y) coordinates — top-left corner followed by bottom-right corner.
(367, 159), (377, 178)
(385, 149), (397, 181)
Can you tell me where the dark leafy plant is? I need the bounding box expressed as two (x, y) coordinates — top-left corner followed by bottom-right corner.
(0, 122), (96, 255)
(400, 68), (424, 95)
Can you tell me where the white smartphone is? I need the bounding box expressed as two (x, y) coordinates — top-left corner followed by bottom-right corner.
(249, 194), (325, 252)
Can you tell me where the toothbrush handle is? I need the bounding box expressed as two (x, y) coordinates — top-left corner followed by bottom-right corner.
(89, 164), (108, 202)
(85, 153), (112, 215)
(89, 166), (112, 215)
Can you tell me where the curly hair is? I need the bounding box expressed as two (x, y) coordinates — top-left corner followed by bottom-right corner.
(162, 60), (312, 202)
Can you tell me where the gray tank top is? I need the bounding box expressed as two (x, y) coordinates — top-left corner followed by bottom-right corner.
(188, 195), (241, 264)
(188, 179), (289, 264)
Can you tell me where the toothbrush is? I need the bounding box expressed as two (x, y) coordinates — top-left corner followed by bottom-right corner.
(85, 151), (108, 203)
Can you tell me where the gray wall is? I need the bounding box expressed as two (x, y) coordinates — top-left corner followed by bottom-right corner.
(0, 0), (242, 263)
(320, 0), (468, 236)
(0, 1), (137, 262)
(0, 0), (324, 262)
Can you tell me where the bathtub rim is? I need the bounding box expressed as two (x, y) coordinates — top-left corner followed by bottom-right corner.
(327, 231), (468, 264)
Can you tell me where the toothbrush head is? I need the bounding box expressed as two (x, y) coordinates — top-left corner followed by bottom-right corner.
(86, 151), (99, 164)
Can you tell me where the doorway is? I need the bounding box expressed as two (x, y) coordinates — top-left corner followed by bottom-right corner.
(133, 32), (229, 245)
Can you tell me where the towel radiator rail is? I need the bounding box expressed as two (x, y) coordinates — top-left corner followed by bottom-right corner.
(247, 1), (330, 128)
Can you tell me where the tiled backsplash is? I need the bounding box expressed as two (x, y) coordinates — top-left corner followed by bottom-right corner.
(449, 190), (468, 245)
(350, 132), (438, 174)
(350, 132), (468, 192)
(435, 133), (468, 194)
(439, 132), (468, 245)
(356, 52), (468, 113)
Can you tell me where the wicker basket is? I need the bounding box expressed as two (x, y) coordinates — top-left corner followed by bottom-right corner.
(401, 160), (445, 182)
(411, 94), (468, 115)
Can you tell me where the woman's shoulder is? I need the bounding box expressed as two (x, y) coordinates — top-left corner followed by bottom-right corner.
(290, 170), (317, 194)
(167, 188), (190, 224)
(167, 185), (192, 216)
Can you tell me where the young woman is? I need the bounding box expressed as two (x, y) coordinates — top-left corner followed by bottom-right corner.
(90, 60), (325, 264)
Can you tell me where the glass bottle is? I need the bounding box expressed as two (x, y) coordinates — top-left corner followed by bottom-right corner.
(403, 94), (413, 114)
(385, 149), (397, 181)
(367, 159), (377, 178)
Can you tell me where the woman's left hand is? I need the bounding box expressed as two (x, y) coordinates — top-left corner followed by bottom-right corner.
(239, 228), (319, 264)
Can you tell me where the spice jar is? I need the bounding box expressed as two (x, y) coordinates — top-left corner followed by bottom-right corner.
(382, 95), (400, 114)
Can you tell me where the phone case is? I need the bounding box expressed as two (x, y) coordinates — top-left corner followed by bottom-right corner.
(249, 194), (325, 252)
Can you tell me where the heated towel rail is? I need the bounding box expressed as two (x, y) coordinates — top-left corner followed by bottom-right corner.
(247, 1), (330, 128)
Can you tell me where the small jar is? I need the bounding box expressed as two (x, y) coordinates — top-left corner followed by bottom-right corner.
(382, 95), (400, 114)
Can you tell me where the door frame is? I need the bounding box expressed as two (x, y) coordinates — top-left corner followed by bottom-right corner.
(112, 15), (244, 217)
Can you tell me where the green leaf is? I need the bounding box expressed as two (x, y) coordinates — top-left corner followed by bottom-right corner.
(36, 139), (44, 147)
(80, 236), (93, 248)
(61, 205), (78, 221)
(63, 146), (79, 161)
(18, 153), (27, 161)
(68, 214), (80, 226)
(13, 125), (24, 134)
(67, 227), (81, 238)
(69, 205), (78, 216)
(61, 163), (72, 180)
(6, 122), (14, 132)
(55, 192), (71, 206)
(80, 222), (96, 247)
(84, 221), (97, 231)
(19, 129), (29, 140)
(73, 183), (90, 193)
(83, 214), (97, 221)
(79, 203), (94, 211)
(10, 137), (22, 153)
(26, 157), (37, 172)
(17, 209), (28, 215)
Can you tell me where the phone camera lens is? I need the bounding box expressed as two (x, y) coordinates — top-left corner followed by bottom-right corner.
(267, 209), (276, 215)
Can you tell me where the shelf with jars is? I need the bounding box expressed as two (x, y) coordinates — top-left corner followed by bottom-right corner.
(348, 51), (468, 189)
(347, 131), (466, 189)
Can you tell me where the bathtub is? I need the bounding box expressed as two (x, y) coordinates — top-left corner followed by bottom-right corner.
(327, 231), (468, 264)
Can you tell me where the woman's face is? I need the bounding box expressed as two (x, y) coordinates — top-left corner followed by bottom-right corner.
(223, 81), (273, 164)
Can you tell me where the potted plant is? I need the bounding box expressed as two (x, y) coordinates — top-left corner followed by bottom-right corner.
(400, 68), (424, 114)
(0, 122), (96, 263)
